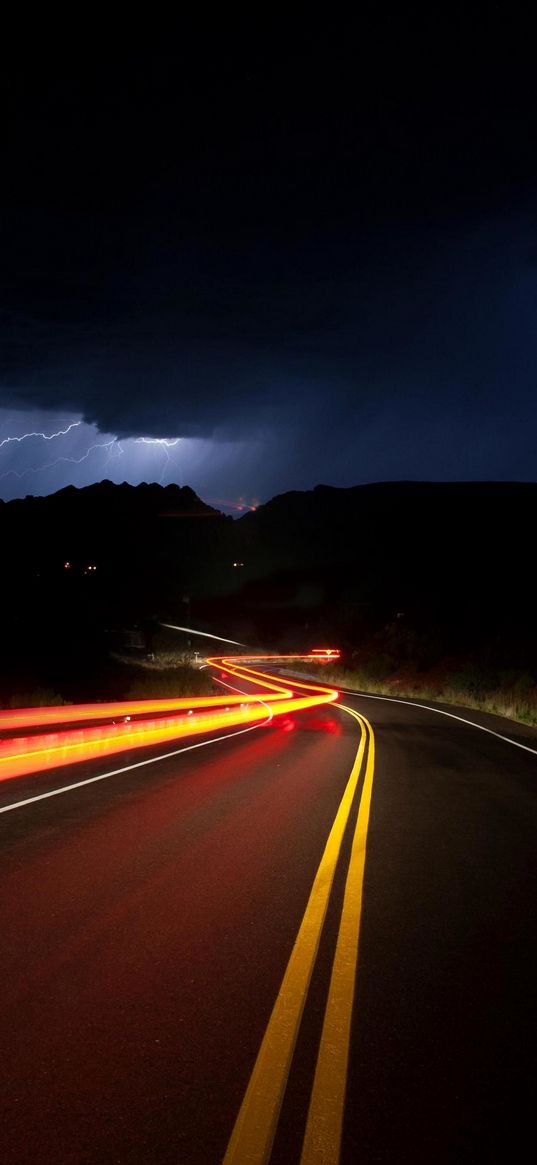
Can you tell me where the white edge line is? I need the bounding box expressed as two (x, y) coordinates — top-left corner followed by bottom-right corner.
(337, 688), (537, 757)
(0, 716), (272, 816)
(212, 675), (274, 721)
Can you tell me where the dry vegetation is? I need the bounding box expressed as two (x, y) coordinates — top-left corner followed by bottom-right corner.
(291, 660), (537, 729)
(3, 654), (217, 710)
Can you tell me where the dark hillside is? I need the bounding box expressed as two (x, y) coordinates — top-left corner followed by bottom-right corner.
(1, 479), (536, 701)
(0, 481), (231, 700)
(235, 481), (537, 662)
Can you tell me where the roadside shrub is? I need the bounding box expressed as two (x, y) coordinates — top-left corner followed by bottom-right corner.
(6, 688), (69, 709)
(289, 659), (537, 729)
(126, 666), (216, 700)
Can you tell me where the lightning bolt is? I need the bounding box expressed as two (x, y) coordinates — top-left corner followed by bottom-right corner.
(0, 438), (123, 482)
(0, 420), (82, 449)
(135, 436), (181, 483)
(134, 438), (181, 447)
(0, 423), (182, 492)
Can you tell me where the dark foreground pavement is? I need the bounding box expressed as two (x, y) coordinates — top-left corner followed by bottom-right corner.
(0, 694), (536, 1163)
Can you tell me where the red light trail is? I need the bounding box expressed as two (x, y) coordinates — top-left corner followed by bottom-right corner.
(0, 654), (340, 783)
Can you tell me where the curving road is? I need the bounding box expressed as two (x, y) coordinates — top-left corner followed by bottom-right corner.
(0, 675), (536, 1164)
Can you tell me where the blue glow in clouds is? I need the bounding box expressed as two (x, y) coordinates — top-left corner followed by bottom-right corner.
(0, 409), (261, 513)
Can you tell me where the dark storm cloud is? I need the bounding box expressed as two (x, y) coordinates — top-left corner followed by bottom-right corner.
(2, 15), (537, 485)
(3, 215), (536, 447)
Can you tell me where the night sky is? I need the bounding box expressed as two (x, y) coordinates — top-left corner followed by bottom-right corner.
(2, 12), (536, 511)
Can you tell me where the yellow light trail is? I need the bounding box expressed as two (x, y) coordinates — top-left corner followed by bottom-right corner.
(0, 655), (338, 783)
(0, 653), (374, 1163)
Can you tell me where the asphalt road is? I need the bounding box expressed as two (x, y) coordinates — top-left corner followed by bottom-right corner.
(1, 691), (536, 1163)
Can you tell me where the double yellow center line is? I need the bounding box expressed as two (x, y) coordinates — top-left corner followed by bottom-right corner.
(222, 706), (375, 1165)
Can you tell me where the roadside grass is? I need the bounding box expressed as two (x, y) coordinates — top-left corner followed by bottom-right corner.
(6, 644), (535, 727)
(123, 663), (216, 700)
(290, 662), (537, 729)
(110, 649), (217, 699)
(5, 687), (70, 709)
(2, 656), (217, 710)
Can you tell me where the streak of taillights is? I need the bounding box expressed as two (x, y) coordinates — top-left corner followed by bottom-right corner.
(0, 655), (339, 783)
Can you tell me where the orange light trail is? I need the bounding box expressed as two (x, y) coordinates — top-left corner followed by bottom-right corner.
(0, 655), (339, 783)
